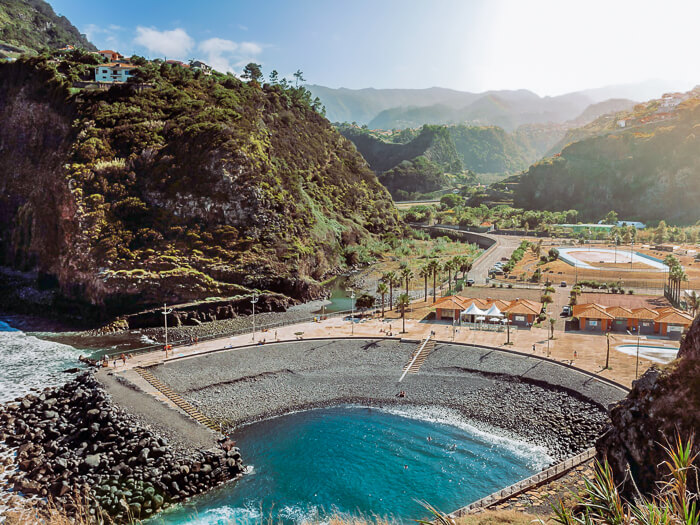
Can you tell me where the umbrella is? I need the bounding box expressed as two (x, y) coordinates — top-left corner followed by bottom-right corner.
(475, 316), (485, 321)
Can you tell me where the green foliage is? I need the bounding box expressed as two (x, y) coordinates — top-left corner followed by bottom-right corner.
(0, 56), (401, 310)
(514, 99), (700, 224)
(0, 0), (96, 54)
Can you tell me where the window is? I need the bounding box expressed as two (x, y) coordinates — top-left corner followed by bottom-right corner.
(515, 315), (525, 322)
(588, 320), (598, 327)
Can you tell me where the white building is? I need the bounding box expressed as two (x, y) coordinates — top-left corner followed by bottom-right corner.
(94, 63), (137, 83)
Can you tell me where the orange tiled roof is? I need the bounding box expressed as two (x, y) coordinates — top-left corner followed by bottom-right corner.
(572, 304), (614, 320)
(656, 310), (693, 325)
(503, 299), (542, 316)
(629, 308), (658, 320)
(606, 306), (633, 318)
(433, 296), (469, 310)
(98, 62), (137, 69)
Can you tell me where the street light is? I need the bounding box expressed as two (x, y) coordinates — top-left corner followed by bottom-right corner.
(348, 289), (355, 336)
(162, 303), (173, 349)
(251, 293), (259, 341)
(627, 329), (641, 379)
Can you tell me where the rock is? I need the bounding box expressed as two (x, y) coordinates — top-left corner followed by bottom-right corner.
(84, 454), (101, 468)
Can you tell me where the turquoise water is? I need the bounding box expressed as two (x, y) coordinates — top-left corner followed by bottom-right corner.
(150, 406), (551, 525)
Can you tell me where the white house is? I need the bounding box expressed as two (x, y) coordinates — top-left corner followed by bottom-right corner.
(94, 62), (137, 83)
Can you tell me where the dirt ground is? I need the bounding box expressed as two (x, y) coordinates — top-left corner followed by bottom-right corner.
(578, 292), (670, 309)
(509, 242), (700, 291)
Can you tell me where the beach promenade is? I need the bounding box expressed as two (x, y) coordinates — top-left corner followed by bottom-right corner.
(107, 298), (677, 389)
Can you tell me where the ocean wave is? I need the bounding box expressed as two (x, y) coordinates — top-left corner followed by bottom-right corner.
(370, 404), (553, 471)
(0, 327), (84, 403)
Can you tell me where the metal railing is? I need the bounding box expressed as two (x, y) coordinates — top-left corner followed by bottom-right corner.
(449, 447), (597, 517)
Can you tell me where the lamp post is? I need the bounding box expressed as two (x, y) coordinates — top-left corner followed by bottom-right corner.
(506, 315), (511, 345)
(635, 331), (640, 379)
(162, 303), (173, 349)
(605, 332), (610, 369)
(251, 293), (258, 341)
(349, 289), (355, 336)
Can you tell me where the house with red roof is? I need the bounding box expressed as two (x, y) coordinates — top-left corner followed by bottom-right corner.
(572, 303), (693, 339)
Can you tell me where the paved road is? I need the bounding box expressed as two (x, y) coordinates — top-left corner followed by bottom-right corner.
(469, 235), (521, 284)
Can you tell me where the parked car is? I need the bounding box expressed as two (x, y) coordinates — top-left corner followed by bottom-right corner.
(466, 279), (475, 286)
(561, 305), (571, 316)
(560, 281), (567, 287)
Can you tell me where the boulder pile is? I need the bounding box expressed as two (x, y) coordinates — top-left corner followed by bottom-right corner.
(0, 372), (244, 522)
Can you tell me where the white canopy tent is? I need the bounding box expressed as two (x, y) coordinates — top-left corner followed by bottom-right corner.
(463, 303), (487, 317)
(485, 304), (503, 318)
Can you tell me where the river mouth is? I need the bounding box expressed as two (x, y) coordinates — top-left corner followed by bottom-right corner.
(148, 405), (551, 524)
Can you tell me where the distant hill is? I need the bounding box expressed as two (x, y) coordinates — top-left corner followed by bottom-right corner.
(512, 88), (700, 224)
(0, 0), (96, 55)
(308, 82), (677, 131)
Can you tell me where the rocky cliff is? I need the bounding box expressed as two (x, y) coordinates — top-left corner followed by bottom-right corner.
(596, 314), (700, 496)
(0, 57), (400, 321)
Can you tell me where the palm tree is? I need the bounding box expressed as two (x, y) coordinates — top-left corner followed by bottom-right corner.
(451, 257), (461, 290)
(429, 260), (440, 303)
(382, 271), (397, 310)
(401, 267), (414, 296)
(549, 317), (556, 339)
(397, 293), (410, 333)
(458, 256), (473, 282)
(443, 260), (456, 295)
(376, 282), (388, 318)
(688, 291), (700, 317)
(419, 265), (430, 301)
(390, 273), (402, 311)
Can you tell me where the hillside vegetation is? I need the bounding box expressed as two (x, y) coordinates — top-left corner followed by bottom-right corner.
(0, 0), (95, 56)
(0, 55), (400, 318)
(339, 123), (554, 199)
(513, 90), (700, 224)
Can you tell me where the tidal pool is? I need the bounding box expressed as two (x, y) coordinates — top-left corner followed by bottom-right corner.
(150, 405), (551, 524)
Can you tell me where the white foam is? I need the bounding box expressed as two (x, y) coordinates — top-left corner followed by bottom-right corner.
(373, 405), (554, 471)
(0, 326), (84, 403)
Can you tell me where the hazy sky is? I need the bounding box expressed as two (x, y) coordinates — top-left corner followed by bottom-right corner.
(50, 0), (699, 96)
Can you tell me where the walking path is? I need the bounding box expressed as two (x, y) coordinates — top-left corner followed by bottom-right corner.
(106, 296), (674, 390)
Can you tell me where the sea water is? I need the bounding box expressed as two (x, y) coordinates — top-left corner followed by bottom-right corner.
(151, 405), (551, 525)
(0, 318), (89, 403)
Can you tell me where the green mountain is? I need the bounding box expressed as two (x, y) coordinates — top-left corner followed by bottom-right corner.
(447, 125), (536, 174)
(513, 90), (700, 224)
(0, 56), (399, 319)
(0, 0), (95, 56)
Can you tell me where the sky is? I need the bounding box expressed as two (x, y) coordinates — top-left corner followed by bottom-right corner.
(49, 0), (700, 96)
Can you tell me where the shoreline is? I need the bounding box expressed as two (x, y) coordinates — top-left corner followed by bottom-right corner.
(143, 339), (625, 462)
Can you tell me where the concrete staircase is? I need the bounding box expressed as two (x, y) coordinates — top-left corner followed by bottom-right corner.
(401, 337), (436, 378)
(134, 367), (221, 433)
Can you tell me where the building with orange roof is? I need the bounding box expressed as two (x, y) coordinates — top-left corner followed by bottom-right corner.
(95, 62), (138, 83)
(98, 50), (122, 61)
(572, 303), (694, 339)
(433, 296), (542, 327)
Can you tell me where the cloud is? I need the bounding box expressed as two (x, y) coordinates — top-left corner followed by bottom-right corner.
(197, 38), (263, 74)
(134, 27), (194, 59)
(83, 23), (125, 51)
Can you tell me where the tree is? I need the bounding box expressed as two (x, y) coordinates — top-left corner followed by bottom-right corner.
(440, 194), (463, 209)
(541, 294), (554, 307)
(532, 240), (542, 258)
(376, 282), (388, 318)
(355, 293), (375, 310)
(401, 267), (414, 296)
(241, 62), (263, 83)
(429, 260), (440, 303)
(293, 69), (305, 87)
(548, 247), (559, 261)
(549, 317), (556, 339)
(603, 210), (619, 224)
(458, 256), (472, 282)
(654, 220), (668, 243)
(397, 293), (410, 333)
(382, 271), (397, 310)
(443, 260), (456, 295)
(687, 291), (700, 317)
(419, 265), (430, 300)
(268, 69), (279, 84)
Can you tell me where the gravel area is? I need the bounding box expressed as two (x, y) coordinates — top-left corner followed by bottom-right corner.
(147, 339), (627, 461)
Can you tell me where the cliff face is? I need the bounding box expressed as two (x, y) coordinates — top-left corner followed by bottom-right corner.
(0, 58), (400, 319)
(596, 314), (700, 496)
